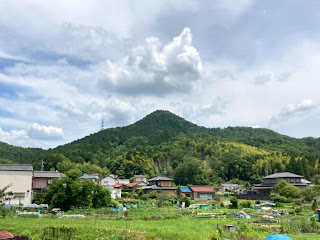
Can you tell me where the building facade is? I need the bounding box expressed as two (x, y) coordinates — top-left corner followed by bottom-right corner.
(0, 164), (33, 205)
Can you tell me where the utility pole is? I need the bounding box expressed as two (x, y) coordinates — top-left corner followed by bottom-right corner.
(41, 159), (45, 171)
(101, 119), (105, 131)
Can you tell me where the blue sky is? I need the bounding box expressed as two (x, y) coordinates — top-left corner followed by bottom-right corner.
(0, 0), (320, 148)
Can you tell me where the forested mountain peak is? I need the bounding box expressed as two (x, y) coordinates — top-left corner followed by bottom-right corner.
(1, 110), (320, 184)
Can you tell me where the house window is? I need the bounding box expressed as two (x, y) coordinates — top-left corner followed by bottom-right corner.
(13, 192), (25, 199)
(296, 179), (300, 183)
(290, 178), (294, 183)
(48, 179), (52, 185)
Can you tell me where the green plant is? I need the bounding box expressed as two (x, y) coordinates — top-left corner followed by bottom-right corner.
(229, 196), (238, 209)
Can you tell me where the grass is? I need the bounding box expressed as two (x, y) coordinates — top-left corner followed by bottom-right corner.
(0, 206), (320, 239)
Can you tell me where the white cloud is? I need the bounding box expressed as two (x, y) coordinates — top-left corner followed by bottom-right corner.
(100, 28), (203, 96)
(28, 123), (65, 141)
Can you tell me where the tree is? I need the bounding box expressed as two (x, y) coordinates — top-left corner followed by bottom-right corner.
(0, 185), (12, 204)
(44, 178), (111, 211)
(274, 179), (301, 199)
(229, 196), (238, 209)
(302, 188), (317, 203)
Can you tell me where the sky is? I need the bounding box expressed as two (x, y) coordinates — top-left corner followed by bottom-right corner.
(0, 0), (320, 149)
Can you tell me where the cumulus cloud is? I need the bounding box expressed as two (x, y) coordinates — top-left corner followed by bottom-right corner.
(27, 123), (64, 141)
(100, 28), (203, 96)
(270, 100), (318, 126)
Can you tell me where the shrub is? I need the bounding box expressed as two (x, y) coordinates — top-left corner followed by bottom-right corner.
(229, 196), (238, 209)
(293, 199), (302, 206)
(140, 194), (149, 201)
(240, 200), (251, 208)
(149, 191), (158, 199)
(178, 196), (191, 207)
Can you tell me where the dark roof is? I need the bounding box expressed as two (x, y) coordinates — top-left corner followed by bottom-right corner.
(179, 187), (192, 193)
(0, 164), (33, 171)
(140, 185), (177, 190)
(148, 176), (174, 181)
(190, 185), (216, 193)
(263, 172), (303, 179)
(0, 231), (14, 239)
(33, 171), (61, 178)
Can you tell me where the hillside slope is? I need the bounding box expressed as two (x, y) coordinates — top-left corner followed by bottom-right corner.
(0, 110), (319, 184)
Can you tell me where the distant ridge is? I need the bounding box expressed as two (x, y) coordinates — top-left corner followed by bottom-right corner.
(0, 110), (319, 184)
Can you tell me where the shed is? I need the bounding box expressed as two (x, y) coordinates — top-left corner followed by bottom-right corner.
(224, 225), (237, 232)
(178, 187), (192, 198)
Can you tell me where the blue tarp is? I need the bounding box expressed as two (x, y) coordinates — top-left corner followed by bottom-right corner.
(266, 234), (293, 240)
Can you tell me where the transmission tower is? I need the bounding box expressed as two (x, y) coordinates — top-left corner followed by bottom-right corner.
(101, 119), (105, 131)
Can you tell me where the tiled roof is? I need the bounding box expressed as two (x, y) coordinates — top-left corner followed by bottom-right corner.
(263, 172), (303, 179)
(140, 185), (177, 190)
(114, 184), (123, 188)
(0, 164), (33, 171)
(33, 171), (61, 178)
(126, 181), (143, 188)
(0, 231), (14, 239)
(190, 185), (216, 193)
(148, 176), (174, 181)
(179, 187), (192, 193)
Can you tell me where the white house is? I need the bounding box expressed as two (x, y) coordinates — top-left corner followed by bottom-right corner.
(0, 164), (33, 205)
(100, 174), (129, 187)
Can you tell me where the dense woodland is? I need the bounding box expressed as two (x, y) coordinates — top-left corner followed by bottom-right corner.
(1, 110), (320, 186)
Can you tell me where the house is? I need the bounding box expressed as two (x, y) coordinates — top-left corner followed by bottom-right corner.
(139, 176), (177, 195)
(79, 174), (100, 184)
(254, 172), (312, 195)
(124, 181), (147, 192)
(100, 174), (129, 187)
(189, 185), (216, 200)
(133, 175), (147, 183)
(32, 171), (62, 193)
(0, 164), (33, 205)
(148, 176), (174, 187)
(178, 187), (192, 198)
(219, 184), (239, 192)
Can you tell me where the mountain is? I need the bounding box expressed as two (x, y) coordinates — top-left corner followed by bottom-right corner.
(0, 110), (320, 184)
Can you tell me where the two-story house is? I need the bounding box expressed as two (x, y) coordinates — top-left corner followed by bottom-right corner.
(32, 171), (62, 193)
(254, 172), (312, 195)
(139, 176), (177, 195)
(0, 164), (33, 205)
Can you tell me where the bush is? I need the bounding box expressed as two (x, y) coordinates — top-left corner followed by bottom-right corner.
(149, 191), (158, 199)
(255, 200), (260, 204)
(0, 205), (8, 217)
(121, 192), (128, 198)
(140, 194), (149, 201)
(178, 196), (191, 207)
(293, 199), (302, 206)
(229, 196), (238, 209)
(240, 200), (251, 208)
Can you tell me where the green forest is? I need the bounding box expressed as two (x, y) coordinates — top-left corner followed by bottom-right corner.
(1, 110), (320, 185)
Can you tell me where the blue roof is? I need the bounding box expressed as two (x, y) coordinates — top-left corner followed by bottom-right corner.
(179, 187), (192, 193)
